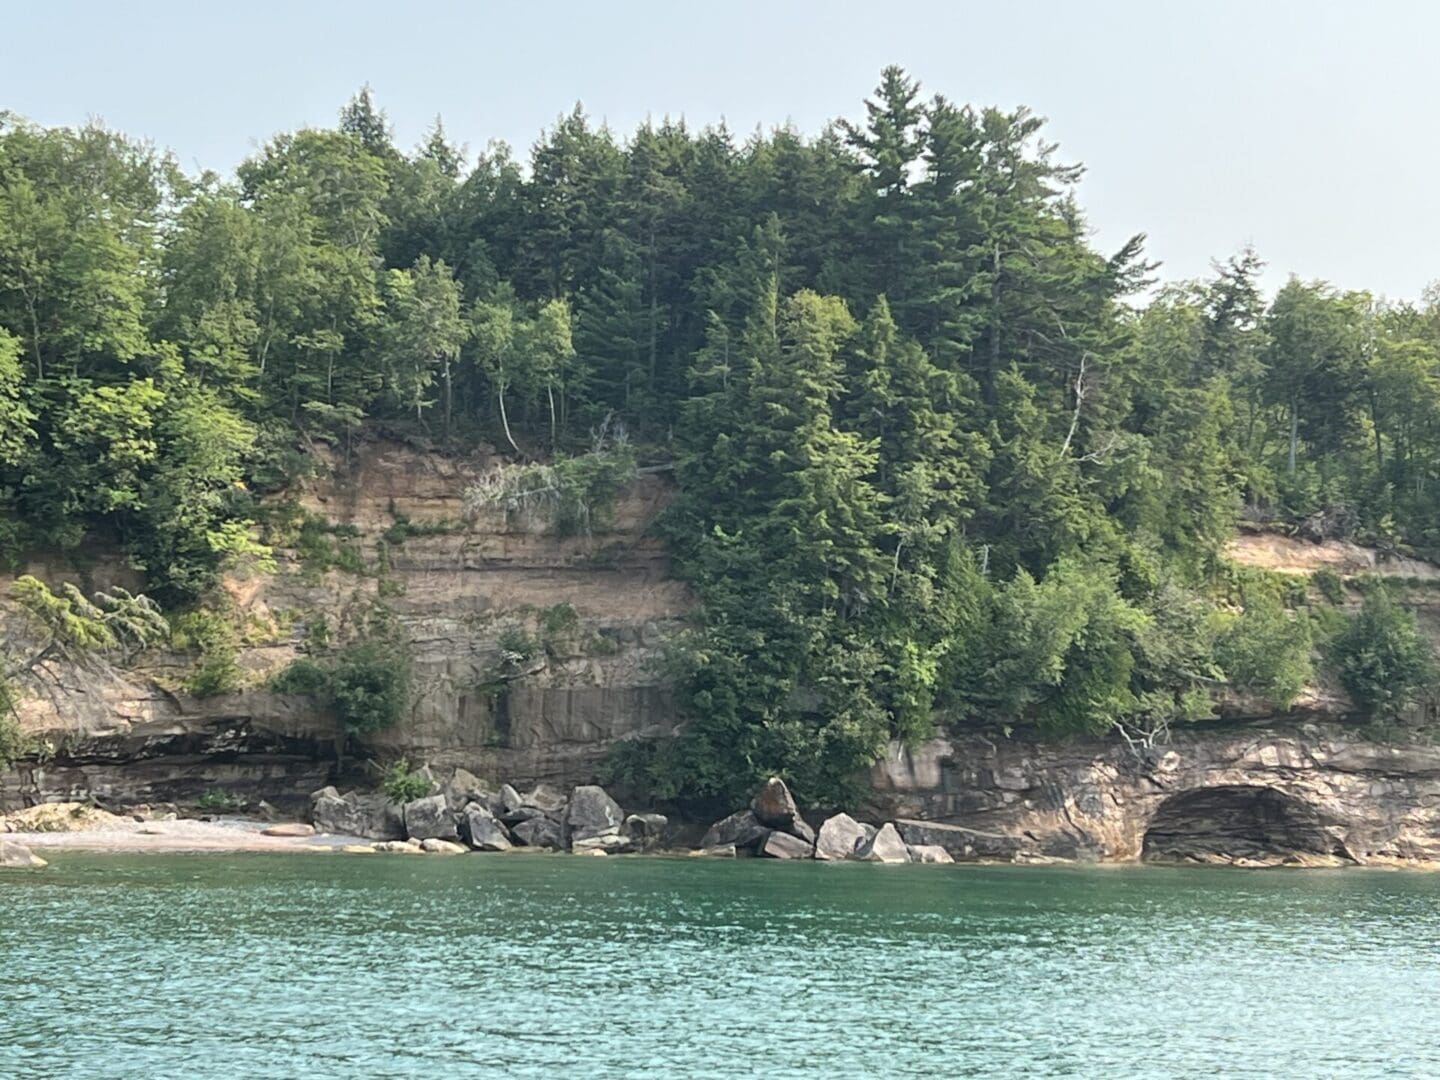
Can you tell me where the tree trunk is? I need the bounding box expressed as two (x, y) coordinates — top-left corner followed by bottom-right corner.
(497, 384), (521, 456)
(1296, 397), (1307, 478)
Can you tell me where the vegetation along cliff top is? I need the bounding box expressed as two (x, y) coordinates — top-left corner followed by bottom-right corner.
(3, 67), (1440, 805)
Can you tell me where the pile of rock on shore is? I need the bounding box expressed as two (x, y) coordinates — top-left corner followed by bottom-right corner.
(312, 770), (668, 856)
(313, 770), (953, 863)
(698, 777), (953, 863)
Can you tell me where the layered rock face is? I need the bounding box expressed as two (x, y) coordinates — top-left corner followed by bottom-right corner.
(867, 723), (1440, 866)
(7, 445), (1440, 869)
(0, 441), (689, 811)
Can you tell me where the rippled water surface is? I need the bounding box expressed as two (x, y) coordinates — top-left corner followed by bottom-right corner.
(4, 854), (1440, 1078)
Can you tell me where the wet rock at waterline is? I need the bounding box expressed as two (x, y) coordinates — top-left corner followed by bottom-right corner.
(701, 809), (768, 851)
(0, 841), (46, 869)
(814, 813), (870, 861)
(760, 831), (815, 859)
(691, 844), (737, 858)
(855, 823), (910, 863)
(906, 844), (955, 864)
(572, 833), (637, 854)
(462, 804), (514, 852)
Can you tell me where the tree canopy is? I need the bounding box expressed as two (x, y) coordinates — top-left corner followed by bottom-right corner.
(2, 72), (1438, 801)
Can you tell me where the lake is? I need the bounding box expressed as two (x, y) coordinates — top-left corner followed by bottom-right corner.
(2, 853), (1436, 1078)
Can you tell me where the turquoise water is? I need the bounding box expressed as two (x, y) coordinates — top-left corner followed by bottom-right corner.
(3, 854), (1439, 1078)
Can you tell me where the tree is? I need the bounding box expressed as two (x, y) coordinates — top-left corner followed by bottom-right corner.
(381, 256), (468, 434)
(1330, 588), (1434, 717)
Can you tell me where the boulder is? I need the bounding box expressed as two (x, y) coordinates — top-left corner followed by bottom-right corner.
(760, 831), (814, 859)
(621, 813), (669, 852)
(260, 823), (315, 838)
(498, 783), (525, 815)
(907, 844), (955, 864)
(0, 841), (46, 869)
(444, 768), (493, 812)
(814, 813), (870, 861)
(572, 833), (637, 855)
(894, 819), (1020, 861)
(566, 785), (626, 842)
(462, 804), (513, 852)
(700, 808), (767, 850)
(420, 838), (467, 855)
(751, 777), (815, 843)
(855, 823), (911, 863)
(521, 784), (568, 815)
(404, 794), (460, 842)
(512, 816), (563, 849)
(499, 805), (548, 826)
(312, 790), (404, 840)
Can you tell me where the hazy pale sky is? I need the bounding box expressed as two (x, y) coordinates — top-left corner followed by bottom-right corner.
(3, 1), (1436, 300)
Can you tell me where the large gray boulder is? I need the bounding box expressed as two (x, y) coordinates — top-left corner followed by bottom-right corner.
(566, 785), (626, 842)
(500, 805), (548, 826)
(462, 804), (513, 852)
(855, 822), (910, 863)
(814, 813), (870, 861)
(572, 833), (637, 855)
(0, 841), (46, 869)
(894, 819), (1020, 861)
(700, 808), (767, 850)
(512, 816), (563, 849)
(751, 777), (815, 843)
(760, 831), (814, 859)
(498, 783), (525, 815)
(404, 794), (460, 842)
(444, 768), (493, 813)
(621, 812), (669, 852)
(313, 789), (404, 840)
(521, 784), (568, 816)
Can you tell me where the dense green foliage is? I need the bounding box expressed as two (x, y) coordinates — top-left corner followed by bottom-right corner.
(381, 758), (435, 804)
(272, 607), (413, 736)
(3, 72), (1439, 799)
(1329, 588), (1434, 717)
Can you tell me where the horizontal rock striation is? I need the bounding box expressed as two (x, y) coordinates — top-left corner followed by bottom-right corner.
(0, 441), (690, 811)
(867, 722), (1440, 866)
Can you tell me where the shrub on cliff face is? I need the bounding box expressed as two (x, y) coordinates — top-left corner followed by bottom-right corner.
(272, 633), (412, 734)
(1329, 588), (1435, 718)
(1214, 591), (1314, 708)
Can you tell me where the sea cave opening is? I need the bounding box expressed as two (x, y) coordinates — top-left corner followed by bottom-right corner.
(1141, 785), (1342, 863)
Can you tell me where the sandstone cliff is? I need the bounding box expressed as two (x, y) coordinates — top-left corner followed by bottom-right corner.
(6, 443), (1440, 866)
(0, 440), (690, 810)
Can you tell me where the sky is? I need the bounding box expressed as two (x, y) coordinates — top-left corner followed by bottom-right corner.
(3, 0), (1437, 301)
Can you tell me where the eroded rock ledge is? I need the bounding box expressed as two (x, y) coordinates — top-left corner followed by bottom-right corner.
(866, 722), (1440, 866)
